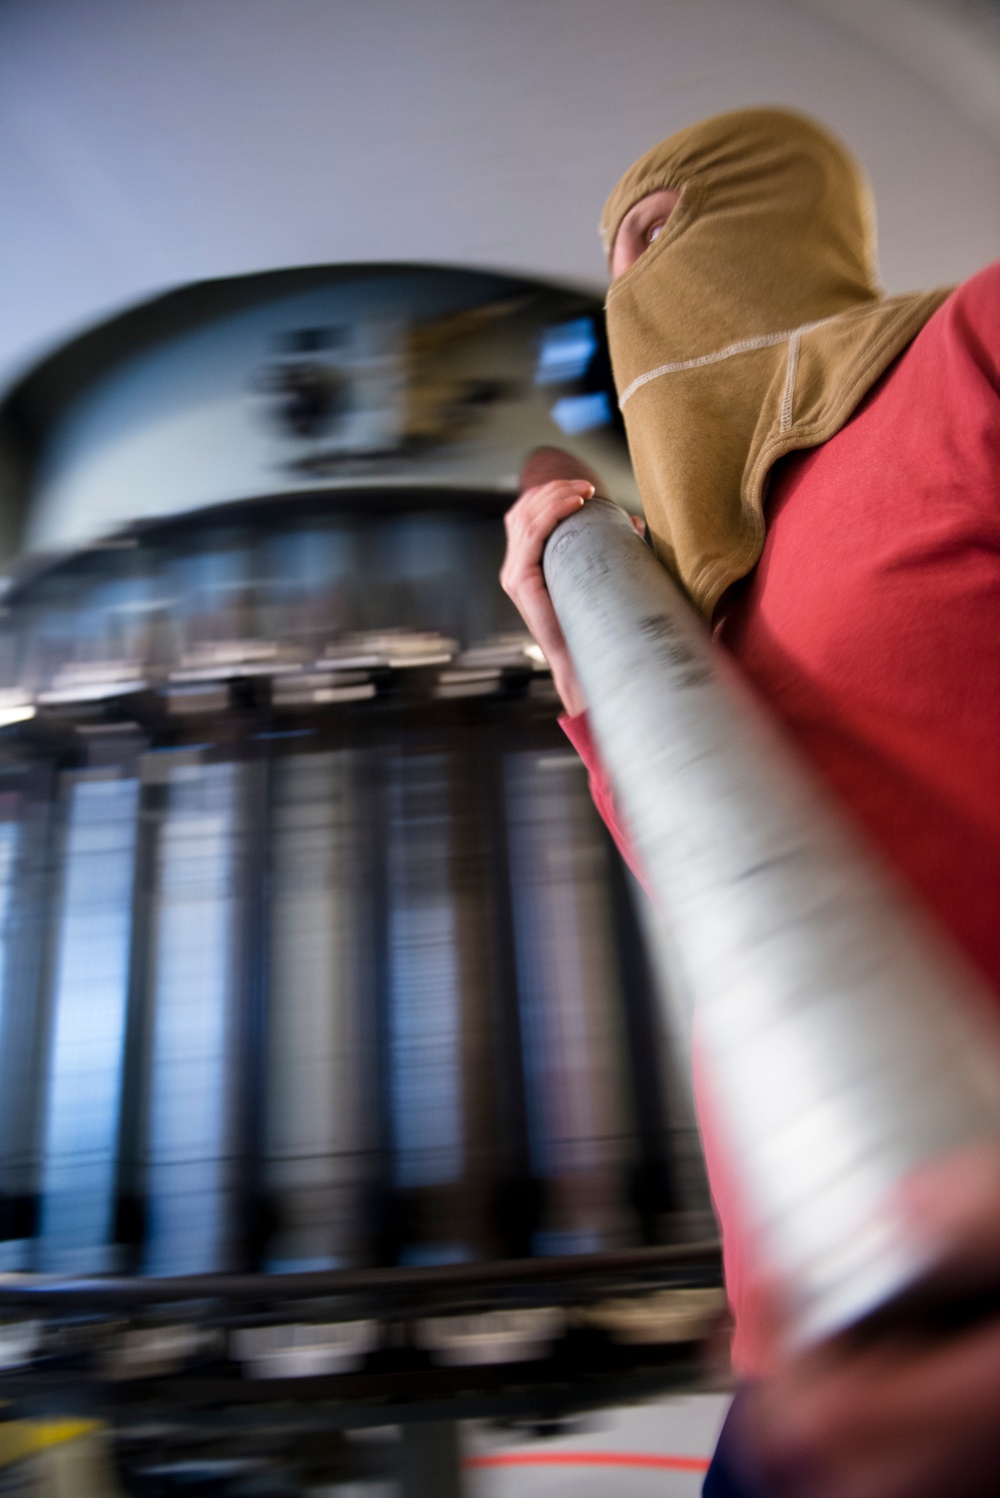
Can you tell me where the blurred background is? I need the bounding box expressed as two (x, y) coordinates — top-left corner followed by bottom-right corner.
(0, 2), (995, 1495)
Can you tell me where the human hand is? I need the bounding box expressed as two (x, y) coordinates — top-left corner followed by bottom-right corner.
(744, 1143), (1000, 1498)
(501, 447), (645, 717)
(501, 475), (595, 716)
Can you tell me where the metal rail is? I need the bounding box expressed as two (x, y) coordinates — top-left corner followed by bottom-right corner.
(0, 1240), (721, 1310)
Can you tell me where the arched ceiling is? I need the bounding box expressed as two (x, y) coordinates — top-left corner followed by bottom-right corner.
(0, 0), (996, 393)
(802, 0), (1000, 142)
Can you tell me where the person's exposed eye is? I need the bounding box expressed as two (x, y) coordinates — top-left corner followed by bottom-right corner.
(610, 189), (679, 280)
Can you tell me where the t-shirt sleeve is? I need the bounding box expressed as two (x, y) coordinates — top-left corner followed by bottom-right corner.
(558, 711), (651, 892)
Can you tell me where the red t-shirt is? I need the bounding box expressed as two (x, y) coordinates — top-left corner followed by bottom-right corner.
(562, 261), (1000, 1375)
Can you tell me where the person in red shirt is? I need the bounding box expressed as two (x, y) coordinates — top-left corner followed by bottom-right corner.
(501, 108), (1000, 1498)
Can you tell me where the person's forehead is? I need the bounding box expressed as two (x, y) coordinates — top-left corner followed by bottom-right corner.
(625, 189), (673, 215)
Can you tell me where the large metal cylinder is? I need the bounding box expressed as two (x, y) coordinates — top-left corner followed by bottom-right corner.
(544, 497), (1000, 1347)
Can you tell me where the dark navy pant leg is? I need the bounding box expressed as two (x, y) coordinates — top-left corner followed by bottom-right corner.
(702, 1390), (772, 1498)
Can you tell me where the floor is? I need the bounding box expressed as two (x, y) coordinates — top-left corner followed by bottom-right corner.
(466, 1393), (732, 1497)
(310, 1392), (733, 1497)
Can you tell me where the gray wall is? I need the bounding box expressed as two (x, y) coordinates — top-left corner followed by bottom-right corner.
(0, 0), (997, 391)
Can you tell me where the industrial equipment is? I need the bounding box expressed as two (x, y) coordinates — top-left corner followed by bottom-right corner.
(0, 266), (722, 1496)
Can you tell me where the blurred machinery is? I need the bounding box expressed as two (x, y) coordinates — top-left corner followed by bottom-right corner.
(0, 265), (722, 1495)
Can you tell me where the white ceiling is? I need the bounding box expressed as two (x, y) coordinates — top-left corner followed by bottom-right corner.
(0, 0), (997, 394)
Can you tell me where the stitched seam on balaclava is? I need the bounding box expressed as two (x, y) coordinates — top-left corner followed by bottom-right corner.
(618, 313), (843, 410)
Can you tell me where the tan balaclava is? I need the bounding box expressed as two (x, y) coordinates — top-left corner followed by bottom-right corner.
(601, 108), (949, 618)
